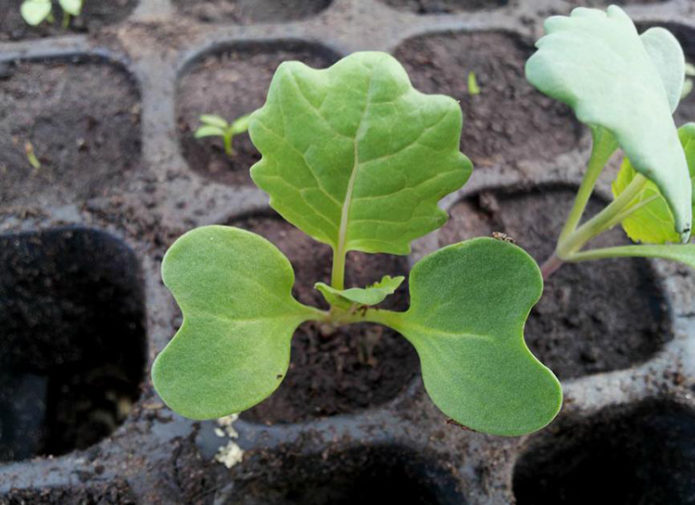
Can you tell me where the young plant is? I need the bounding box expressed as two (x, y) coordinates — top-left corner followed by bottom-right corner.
(152, 52), (562, 436)
(21, 0), (84, 29)
(525, 6), (695, 278)
(194, 113), (250, 157)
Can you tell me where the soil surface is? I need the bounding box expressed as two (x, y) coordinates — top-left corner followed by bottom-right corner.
(513, 400), (695, 505)
(228, 213), (419, 424)
(177, 43), (338, 186)
(0, 0), (136, 41)
(567, 0), (664, 6)
(0, 59), (141, 208)
(0, 480), (137, 505)
(380, 0), (509, 14)
(437, 187), (671, 380)
(172, 0), (332, 24)
(0, 228), (146, 462)
(395, 32), (582, 169)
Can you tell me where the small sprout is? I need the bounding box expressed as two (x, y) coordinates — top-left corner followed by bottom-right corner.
(467, 71), (481, 95)
(682, 62), (695, 100)
(20, 0), (84, 28)
(24, 141), (41, 170)
(194, 113), (250, 157)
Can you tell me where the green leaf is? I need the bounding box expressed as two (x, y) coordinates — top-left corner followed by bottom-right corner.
(231, 113), (251, 134)
(200, 114), (229, 129)
(58, 0), (82, 15)
(152, 226), (318, 419)
(20, 0), (52, 26)
(194, 125), (225, 139)
(526, 6), (692, 242)
(383, 238), (561, 436)
(612, 123), (695, 244)
(315, 274), (404, 307)
(249, 51), (472, 256)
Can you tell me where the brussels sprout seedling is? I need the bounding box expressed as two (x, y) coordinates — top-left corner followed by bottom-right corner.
(152, 51), (562, 436)
(194, 113), (250, 157)
(525, 5), (695, 278)
(21, 0), (84, 29)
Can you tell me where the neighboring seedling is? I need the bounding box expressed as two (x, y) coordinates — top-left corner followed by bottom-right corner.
(21, 0), (84, 29)
(152, 52), (562, 436)
(467, 71), (481, 95)
(525, 6), (695, 278)
(194, 113), (250, 157)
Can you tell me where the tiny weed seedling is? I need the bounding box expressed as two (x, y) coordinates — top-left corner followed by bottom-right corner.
(21, 0), (84, 29)
(467, 71), (481, 96)
(194, 113), (250, 157)
(152, 52), (562, 436)
(525, 6), (695, 278)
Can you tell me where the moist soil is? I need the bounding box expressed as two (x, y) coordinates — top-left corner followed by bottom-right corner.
(395, 32), (582, 169)
(228, 213), (419, 424)
(379, 0), (509, 15)
(0, 480), (137, 505)
(513, 400), (695, 505)
(172, 0), (332, 24)
(438, 187), (671, 380)
(0, 59), (141, 208)
(0, 0), (136, 41)
(177, 43), (338, 186)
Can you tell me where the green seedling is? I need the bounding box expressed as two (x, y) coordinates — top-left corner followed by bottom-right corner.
(21, 0), (84, 29)
(525, 5), (695, 278)
(194, 114), (250, 157)
(152, 52), (562, 436)
(24, 141), (41, 170)
(467, 71), (481, 95)
(681, 63), (695, 99)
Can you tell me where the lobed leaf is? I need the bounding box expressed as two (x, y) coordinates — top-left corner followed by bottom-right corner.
(526, 6), (692, 242)
(20, 0), (52, 25)
(613, 123), (695, 244)
(315, 274), (404, 308)
(249, 51), (472, 256)
(381, 238), (562, 436)
(152, 226), (318, 419)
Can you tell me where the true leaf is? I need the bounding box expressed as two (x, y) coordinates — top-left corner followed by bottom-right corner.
(612, 123), (695, 244)
(151, 226), (319, 419)
(526, 6), (692, 242)
(194, 125), (226, 139)
(20, 0), (52, 26)
(315, 274), (404, 308)
(249, 51), (472, 256)
(200, 114), (229, 129)
(59, 0), (82, 15)
(380, 238), (562, 436)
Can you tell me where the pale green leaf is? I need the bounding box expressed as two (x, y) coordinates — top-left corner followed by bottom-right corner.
(231, 113), (251, 134)
(526, 6), (692, 242)
(152, 226), (318, 419)
(612, 123), (695, 244)
(249, 51), (472, 256)
(383, 238), (562, 436)
(200, 114), (229, 129)
(194, 125), (225, 139)
(315, 274), (404, 307)
(20, 0), (52, 26)
(58, 0), (82, 15)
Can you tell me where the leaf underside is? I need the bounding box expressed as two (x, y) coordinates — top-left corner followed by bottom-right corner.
(315, 274), (405, 308)
(249, 51), (472, 255)
(526, 5), (692, 241)
(152, 226), (316, 419)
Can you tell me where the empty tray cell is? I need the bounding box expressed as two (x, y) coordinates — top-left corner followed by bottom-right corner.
(0, 58), (141, 208)
(227, 212), (418, 424)
(394, 32), (582, 169)
(176, 41), (338, 186)
(172, 0), (332, 24)
(378, 0), (509, 15)
(0, 227), (147, 462)
(0, 0), (138, 41)
(513, 400), (695, 505)
(435, 186), (671, 380)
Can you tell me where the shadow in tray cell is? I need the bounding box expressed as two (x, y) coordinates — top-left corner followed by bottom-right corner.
(0, 227), (147, 462)
(172, 0), (332, 24)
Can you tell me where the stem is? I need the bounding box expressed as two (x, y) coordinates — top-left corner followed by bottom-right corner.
(62, 12), (70, 29)
(329, 306), (402, 328)
(331, 246), (346, 290)
(540, 254), (563, 280)
(558, 127), (618, 243)
(568, 245), (661, 262)
(223, 132), (234, 157)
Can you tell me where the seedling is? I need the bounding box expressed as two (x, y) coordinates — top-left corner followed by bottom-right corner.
(467, 71), (481, 95)
(24, 141), (41, 170)
(525, 6), (695, 278)
(152, 52), (562, 436)
(194, 113), (250, 157)
(21, 0), (84, 29)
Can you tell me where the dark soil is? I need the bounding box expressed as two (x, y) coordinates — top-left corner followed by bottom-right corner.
(513, 400), (695, 505)
(228, 213), (419, 424)
(0, 228), (146, 462)
(0, 480), (137, 505)
(0, 59), (141, 207)
(568, 0), (664, 6)
(176, 42), (338, 186)
(394, 32), (582, 168)
(0, 0), (136, 41)
(172, 0), (332, 24)
(379, 0), (509, 15)
(438, 187), (671, 380)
